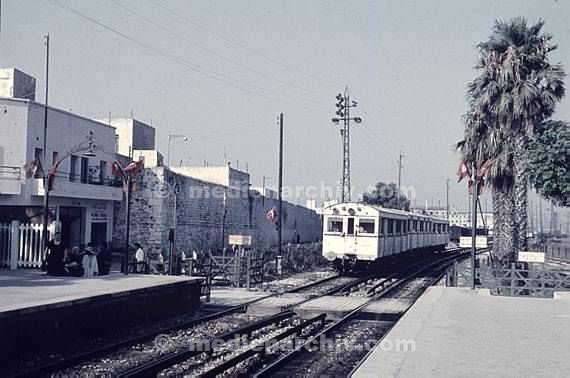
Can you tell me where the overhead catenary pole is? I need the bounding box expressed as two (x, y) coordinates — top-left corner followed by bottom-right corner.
(278, 113), (283, 254)
(446, 178), (450, 220)
(397, 150), (403, 209)
(42, 33), (51, 253)
(331, 87), (362, 202)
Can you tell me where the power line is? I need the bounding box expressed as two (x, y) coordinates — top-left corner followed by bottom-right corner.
(146, 0), (340, 87)
(109, 0), (326, 99)
(46, 0), (329, 113)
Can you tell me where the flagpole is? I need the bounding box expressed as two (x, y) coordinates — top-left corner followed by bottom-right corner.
(278, 113), (283, 256)
(42, 34), (51, 255)
(470, 162), (478, 290)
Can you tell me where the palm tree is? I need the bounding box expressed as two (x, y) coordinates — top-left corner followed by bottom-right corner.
(461, 18), (565, 262)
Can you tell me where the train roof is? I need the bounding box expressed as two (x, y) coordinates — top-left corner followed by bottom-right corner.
(323, 201), (448, 222)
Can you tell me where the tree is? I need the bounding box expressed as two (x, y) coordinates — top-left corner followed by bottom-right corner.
(527, 120), (570, 207)
(460, 18), (565, 263)
(362, 182), (411, 211)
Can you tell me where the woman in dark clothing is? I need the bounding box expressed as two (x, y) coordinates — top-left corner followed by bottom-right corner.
(45, 232), (67, 276)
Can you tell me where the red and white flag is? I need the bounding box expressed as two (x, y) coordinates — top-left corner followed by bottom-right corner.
(456, 160), (470, 183)
(266, 207), (277, 222)
(23, 159), (43, 179)
(476, 159), (492, 179)
(122, 159), (144, 175)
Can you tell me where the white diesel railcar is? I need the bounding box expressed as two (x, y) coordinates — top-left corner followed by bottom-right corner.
(322, 202), (450, 271)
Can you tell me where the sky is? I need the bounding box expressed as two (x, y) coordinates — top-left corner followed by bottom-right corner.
(1, 0), (569, 218)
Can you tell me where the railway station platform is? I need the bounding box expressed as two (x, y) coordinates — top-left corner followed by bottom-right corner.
(0, 270), (202, 375)
(353, 286), (570, 377)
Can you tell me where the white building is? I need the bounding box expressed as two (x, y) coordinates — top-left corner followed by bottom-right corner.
(0, 68), (155, 249)
(411, 207), (448, 219)
(449, 211), (494, 231)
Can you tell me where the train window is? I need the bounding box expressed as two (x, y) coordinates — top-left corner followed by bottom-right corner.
(358, 219), (375, 234)
(327, 217), (343, 233)
(396, 221), (401, 234)
(380, 219), (385, 234)
(347, 217), (355, 235)
(387, 219), (393, 234)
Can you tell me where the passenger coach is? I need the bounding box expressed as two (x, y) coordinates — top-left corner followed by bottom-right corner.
(322, 202), (449, 271)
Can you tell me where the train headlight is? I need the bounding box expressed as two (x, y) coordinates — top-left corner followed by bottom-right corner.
(324, 251), (337, 261)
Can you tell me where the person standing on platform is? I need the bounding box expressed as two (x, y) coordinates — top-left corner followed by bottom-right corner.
(134, 242), (146, 273)
(45, 232), (67, 276)
(82, 244), (99, 278)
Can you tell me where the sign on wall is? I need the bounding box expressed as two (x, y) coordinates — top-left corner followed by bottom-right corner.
(517, 251), (545, 263)
(459, 236), (488, 248)
(229, 235), (252, 246)
(90, 203), (108, 222)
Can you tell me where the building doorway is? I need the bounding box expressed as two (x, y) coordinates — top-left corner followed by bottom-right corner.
(90, 222), (107, 250)
(59, 207), (83, 249)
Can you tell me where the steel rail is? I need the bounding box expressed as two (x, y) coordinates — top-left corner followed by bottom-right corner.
(252, 249), (487, 377)
(119, 311), (294, 378)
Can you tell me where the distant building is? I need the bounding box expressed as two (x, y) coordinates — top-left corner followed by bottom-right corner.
(449, 211), (494, 231)
(411, 207), (448, 219)
(96, 118), (156, 157)
(0, 68), (36, 101)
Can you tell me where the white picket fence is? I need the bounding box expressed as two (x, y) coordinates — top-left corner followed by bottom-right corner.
(0, 221), (50, 269)
(0, 223), (11, 267)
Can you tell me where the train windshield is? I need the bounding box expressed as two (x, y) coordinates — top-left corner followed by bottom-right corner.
(327, 217), (343, 233)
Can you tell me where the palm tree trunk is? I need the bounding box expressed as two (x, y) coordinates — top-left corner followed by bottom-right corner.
(492, 187), (504, 263)
(513, 133), (529, 252)
(492, 187), (516, 265)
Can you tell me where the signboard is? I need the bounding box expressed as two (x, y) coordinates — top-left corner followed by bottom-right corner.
(517, 251), (545, 263)
(459, 236), (488, 248)
(229, 235), (252, 246)
(90, 203), (108, 222)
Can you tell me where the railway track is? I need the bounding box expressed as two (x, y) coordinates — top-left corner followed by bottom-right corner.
(253, 249), (484, 377)
(23, 247), (476, 376)
(123, 248), (476, 377)
(15, 272), (344, 377)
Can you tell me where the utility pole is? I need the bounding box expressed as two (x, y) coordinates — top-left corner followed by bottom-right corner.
(278, 113), (283, 254)
(331, 87), (362, 202)
(538, 198), (544, 234)
(397, 151), (403, 209)
(446, 179), (450, 220)
(470, 163), (478, 290)
(529, 200), (534, 237)
(42, 33), (51, 253)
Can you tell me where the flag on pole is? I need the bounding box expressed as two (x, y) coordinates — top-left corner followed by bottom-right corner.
(46, 159), (62, 191)
(122, 159), (144, 175)
(23, 159), (43, 179)
(109, 161), (123, 176)
(476, 159), (492, 179)
(266, 207), (277, 222)
(468, 178), (485, 196)
(456, 160), (470, 183)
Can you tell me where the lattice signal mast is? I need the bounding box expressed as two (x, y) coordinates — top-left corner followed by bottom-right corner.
(331, 87), (362, 202)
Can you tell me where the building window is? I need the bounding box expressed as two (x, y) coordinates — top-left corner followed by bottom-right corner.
(358, 219), (375, 234)
(52, 151), (58, 165)
(34, 147), (43, 166)
(327, 217), (343, 233)
(99, 160), (106, 184)
(80, 157), (89, 184)
(70, 156), (78, 182)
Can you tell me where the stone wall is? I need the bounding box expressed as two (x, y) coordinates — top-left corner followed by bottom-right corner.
(112, 167), (322, 256)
